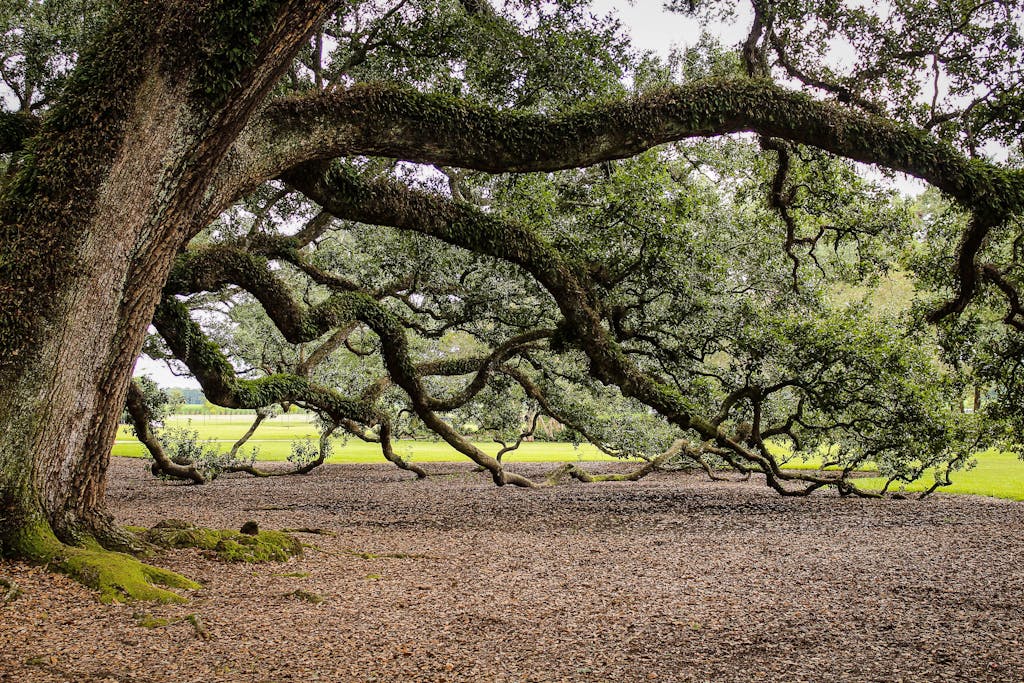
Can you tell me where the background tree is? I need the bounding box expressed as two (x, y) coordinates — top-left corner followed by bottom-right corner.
(1, 0), (1023, 600)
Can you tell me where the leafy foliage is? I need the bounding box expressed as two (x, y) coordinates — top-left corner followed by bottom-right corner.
(7, 0), (1024, 497)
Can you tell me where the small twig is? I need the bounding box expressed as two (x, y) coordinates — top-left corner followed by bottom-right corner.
(279, 527), (336, 536)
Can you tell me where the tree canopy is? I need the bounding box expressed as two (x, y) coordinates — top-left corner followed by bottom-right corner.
(2, 0), (1024, 599)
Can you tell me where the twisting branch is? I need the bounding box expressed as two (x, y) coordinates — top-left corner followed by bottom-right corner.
(286, 164), (892, 496)
(297, 323), (357, 375)
(766, 31), (885, 115)
(927, 214), (1001, 323)
(499, 366), (620, 458)
(494, 412), (541, 463)
(162, 249), (539, 487)
(226, 408), (271, 460)
(980, 264), (1024, 331)
(551, 438), (688, 484)
(223, 420), (341, 478)
(378, 421), (428, 479)
(125, 380), (206, 484)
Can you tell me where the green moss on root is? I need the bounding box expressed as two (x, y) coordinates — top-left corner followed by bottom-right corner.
(6, 519), (200, 604)
(140, 520), (302, 563)
(60, 549), (200, 604)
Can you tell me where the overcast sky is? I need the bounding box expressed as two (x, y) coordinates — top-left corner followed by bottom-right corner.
(590, 1), (748, 56)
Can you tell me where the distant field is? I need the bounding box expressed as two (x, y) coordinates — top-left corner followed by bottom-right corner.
(855, 450), (1024, 501)
(113, 413), (612, 463)
(114, 413), (1024, 499)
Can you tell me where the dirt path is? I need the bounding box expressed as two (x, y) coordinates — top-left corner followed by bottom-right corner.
(2, 458), (1023, 682)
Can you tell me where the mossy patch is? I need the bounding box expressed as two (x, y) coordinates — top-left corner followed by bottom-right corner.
(284, 588), (323, 604)
(134, 612), (170, 628)
(59, 547), (200, 604)
(8, 519), (199, 604)
(139, 520), (301, 563)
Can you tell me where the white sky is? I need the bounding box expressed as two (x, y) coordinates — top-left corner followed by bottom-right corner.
(590, 1), (747, 57)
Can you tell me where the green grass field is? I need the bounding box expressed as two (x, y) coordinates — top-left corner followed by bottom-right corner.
(854, 450), (1024, 501)
(115, 414), (1024, 500)
(114, 413), (613, 463)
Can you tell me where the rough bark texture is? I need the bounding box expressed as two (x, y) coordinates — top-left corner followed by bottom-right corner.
(0, 0), (332, 573)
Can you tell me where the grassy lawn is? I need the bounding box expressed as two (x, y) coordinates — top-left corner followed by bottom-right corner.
(115, 414), (1024, 499)
(853, 450), (1024, 501)
(113, 413), (613, 463)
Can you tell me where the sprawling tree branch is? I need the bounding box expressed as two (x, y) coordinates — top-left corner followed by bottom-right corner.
(161, 249), (538, 487)
(237, 78), (1024, 221)
(221, 76), (1024, 326)
(284, 163), (886, 496)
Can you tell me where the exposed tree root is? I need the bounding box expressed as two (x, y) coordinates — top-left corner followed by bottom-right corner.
(7, 521), (200, 604)
(138, 519), (303, 563)
(5, 516), (305, 603)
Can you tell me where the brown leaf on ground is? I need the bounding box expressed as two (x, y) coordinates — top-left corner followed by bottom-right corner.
(1, 457), (1023, 682)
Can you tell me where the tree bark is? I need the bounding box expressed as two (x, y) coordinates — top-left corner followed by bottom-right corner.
(0, 9), (193, 552)
(0, 1), (330, 576)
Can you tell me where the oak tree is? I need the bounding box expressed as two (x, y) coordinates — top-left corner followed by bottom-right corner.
(1, 0), (1022, 599)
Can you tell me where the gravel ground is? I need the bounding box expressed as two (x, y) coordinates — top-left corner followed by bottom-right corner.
(2, 457), (1024, 683)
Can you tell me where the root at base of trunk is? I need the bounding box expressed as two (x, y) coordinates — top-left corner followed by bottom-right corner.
(6, 521), (200, 604)
(137, 519), (303, 563)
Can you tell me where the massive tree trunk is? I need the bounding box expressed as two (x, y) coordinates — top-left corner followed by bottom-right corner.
(1, 73), (192, 550)
(0, 0), (327, 599)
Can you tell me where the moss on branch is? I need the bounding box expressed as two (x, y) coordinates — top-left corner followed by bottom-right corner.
(152, 296), (372, 424)
(255, 78), (1024, 220)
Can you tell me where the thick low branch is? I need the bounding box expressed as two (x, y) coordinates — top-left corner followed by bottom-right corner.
(285, 164), (710, 438)
(379, 422), (428, 479)
(162, 259), (536, 487)
(241, 78), (1024, 219)
(549, 439), (688, 484)
(125, 380), (205, 484)
(223, 421), (339, 478)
